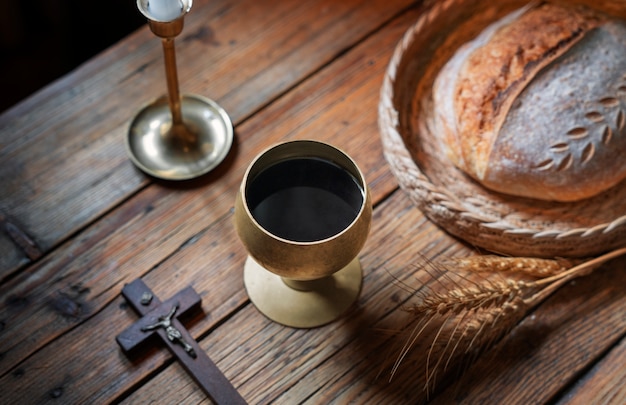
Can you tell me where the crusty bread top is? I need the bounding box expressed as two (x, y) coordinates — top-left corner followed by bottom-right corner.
(452, 2), (607, 178)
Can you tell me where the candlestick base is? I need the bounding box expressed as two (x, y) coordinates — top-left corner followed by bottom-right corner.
(127, 94), (233, 180)
(243, 255), (363, 328)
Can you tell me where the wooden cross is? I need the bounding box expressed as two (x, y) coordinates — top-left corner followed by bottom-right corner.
(116, 279), (247, 404)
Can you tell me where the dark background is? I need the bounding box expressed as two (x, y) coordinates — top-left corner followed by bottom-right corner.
(0, 0), (145, 113)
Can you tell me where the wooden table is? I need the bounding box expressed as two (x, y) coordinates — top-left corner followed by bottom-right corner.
(1, 1), (625, 403)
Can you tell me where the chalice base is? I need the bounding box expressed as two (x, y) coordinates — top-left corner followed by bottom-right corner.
(127, 94), (233, 180)
(243, 256), (363, 328)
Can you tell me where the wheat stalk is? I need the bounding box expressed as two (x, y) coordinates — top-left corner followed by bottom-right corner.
(391, 247), (626, 398)
(405, 277), (531, 317)
(440, 255), (580, 278)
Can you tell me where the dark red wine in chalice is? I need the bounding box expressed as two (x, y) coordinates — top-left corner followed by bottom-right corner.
(246, 157), (364, 242)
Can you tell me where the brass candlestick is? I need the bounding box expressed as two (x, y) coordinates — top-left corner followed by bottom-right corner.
(127, 0), (233, 180)
(235, 140), (372, 328)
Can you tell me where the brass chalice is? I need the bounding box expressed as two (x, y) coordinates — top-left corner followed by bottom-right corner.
(235, 140), (372, 328)
(127, 0), (233, 180)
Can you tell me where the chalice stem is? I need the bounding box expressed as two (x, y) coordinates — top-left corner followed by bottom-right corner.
(161, 37), (183, 126)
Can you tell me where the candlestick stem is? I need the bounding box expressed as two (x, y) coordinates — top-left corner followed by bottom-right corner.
(127, 0), (233, 181)
(162, 38), (183, 126)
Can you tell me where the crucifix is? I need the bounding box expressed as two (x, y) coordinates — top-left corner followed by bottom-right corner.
(116, 279), (247, 404)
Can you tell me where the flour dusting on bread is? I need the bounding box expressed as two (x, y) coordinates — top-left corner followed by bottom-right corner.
(432, 2), (625, 201)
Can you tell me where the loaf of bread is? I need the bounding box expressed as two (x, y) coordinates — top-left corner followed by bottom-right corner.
(432, 2), (626, 202)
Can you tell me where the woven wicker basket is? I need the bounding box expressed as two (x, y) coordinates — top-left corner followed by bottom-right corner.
(379, 0), (626, 258)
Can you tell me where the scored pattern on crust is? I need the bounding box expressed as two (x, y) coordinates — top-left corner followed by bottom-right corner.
(539, 75), (626, 172)
(379, 0), (626, 258)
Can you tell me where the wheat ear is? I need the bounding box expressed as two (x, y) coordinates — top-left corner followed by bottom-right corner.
(394, 247), (626, 397)
(440, 255), (580, 278)
(407, 247), (626, 317)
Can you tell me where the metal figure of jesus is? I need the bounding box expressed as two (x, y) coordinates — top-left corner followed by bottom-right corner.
(141, 302), (197, 358)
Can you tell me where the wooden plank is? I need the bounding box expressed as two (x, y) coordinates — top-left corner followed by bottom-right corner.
(124, 196), (626, 404)
(0, 213), (42, 265)
(120, 183), (466, 404)
(0, 0), (406, 371)
(0, 190), (426, 403)
(0, 0), (415, 276)
(0, 212), (249, 404)
(0, 1), (625, 403)
(555, 335), (626, 405)
(113, 8), (466, 403)
(0, 0), (412, 398)
(1, 2), (622, 404)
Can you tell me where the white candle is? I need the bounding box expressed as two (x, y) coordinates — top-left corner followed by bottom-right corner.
(147, 0), (184, 21)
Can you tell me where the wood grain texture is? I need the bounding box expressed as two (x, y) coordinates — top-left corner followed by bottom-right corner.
(120, 176), (463, 404)
(430, 257), (626, 404)
(1, 0), (624, 404)
(0, 0), (408, 373)
(0, 0), (412, 401)
(556, 335), (626, 405)
(0, 0), (413, 277)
